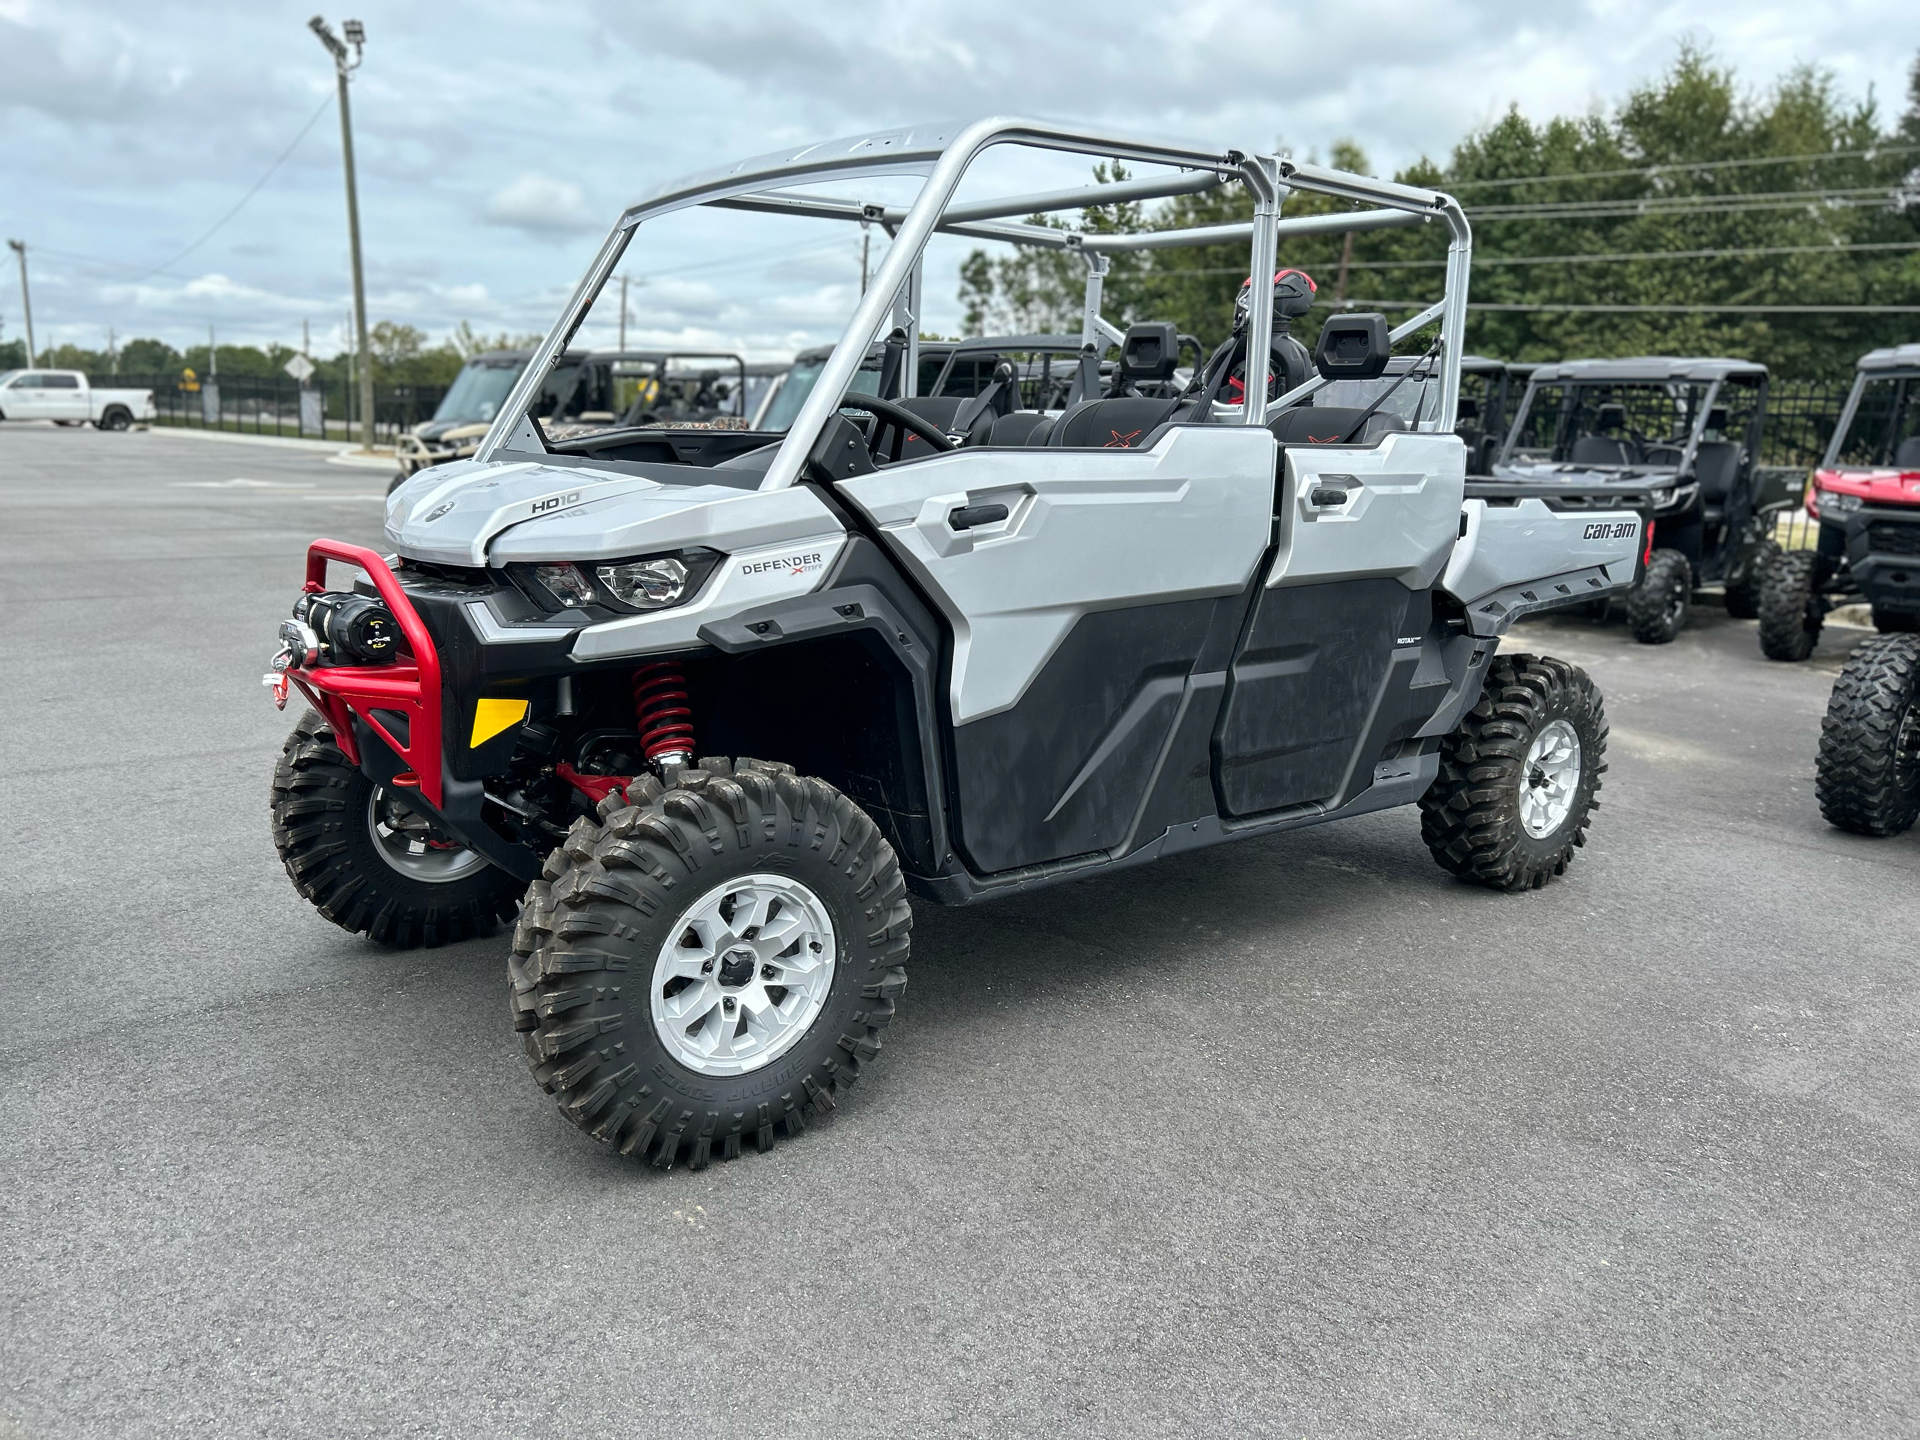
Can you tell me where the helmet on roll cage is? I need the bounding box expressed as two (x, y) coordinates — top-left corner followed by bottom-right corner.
(1234, 269), (1318, 334)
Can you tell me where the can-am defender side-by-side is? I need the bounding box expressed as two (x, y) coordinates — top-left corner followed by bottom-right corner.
(266, 121), (1644, 1167)
(1758, 344), (1920, 662)
(1491, 357), (1800, 642)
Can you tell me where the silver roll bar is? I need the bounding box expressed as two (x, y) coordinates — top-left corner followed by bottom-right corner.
(476, 117), (1474, 478)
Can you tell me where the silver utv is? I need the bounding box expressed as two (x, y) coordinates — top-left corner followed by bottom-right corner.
(271, 119), (1643, 1166)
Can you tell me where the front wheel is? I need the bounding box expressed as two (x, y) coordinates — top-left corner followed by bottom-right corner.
(270, 711), (522, 946)
(1757, 549), (1823, 661)
(508, 758), (911, 1168)
(1420, 653), (1607, 890)
(1816, 635), (1920, 836)
(1626, 548), (1691, 643)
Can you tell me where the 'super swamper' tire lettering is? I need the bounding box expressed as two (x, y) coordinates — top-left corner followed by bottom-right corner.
(507, 757), (912, 1169)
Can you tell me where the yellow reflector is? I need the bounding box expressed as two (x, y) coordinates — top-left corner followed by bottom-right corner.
(470, 698), (529, 748)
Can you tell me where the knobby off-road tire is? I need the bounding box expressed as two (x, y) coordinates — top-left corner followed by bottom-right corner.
(1724, 538), (1779, 619)
(1626, 548), (1691, 644)
(271, 710), (521, 947)
(508, 757), (911, 1169)
(1815, 634), (1920, 837)
(1420, 653), (1607, 890)
(1758, 549), (1823, 661)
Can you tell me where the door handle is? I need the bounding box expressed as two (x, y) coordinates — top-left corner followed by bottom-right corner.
(948, 502), (1009, 530)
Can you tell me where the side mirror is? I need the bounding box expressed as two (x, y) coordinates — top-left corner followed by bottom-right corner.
(1313, 313), (1390, 380)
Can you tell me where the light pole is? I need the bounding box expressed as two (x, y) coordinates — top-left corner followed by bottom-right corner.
(309, 16), (375, 451)
(6, 240), (34, 366)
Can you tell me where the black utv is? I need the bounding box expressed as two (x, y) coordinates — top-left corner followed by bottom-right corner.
(1491, 357), (1802, 641)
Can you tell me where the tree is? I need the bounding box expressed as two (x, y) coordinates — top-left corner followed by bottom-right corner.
(952, 44), (1920, 380)
(118, 338), (182, 375)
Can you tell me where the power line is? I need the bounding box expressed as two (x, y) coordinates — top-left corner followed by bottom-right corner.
(1345, 300), (1920, 314)
(1468, 185), (1898, 217)
(1444, 143), (1920, 192)
(127, 91), (337, 283)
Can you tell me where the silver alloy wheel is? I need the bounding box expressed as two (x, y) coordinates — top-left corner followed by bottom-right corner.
(650, 873), (837, 1077)
(366, 786), (489, 881)
(1518, 718), (1581, 839)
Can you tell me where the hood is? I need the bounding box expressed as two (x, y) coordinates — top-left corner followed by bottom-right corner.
(1814, 465), (1920, 511)
(1492, 459), (1678, 485)
(411, 419), (494, 443)
(384, 458), (842, 567)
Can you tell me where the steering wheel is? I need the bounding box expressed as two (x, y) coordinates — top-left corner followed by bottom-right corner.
(835, 393), (955, 464)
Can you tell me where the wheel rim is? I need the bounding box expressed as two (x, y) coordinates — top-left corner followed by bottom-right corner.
(1518, 719), (1581, 839)
(366, 786), (489, 881)
(650, 874), (837, 1077)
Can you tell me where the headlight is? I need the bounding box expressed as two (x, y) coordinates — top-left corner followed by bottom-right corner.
(532, 563), (597, 608)
(1817, 489), (1863, 518)
(523, 549), (719, 613)
(598, 556), (689, 609)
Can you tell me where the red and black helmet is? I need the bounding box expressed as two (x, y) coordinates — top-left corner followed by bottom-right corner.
(1235, 269), (1318, 329)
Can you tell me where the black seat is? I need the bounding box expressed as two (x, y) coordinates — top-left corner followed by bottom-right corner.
(1046, 397), (1182, 448)
(1267, 406), (1400, 447)
(1896, 435), (1920, 468)
(892, 395), (993, 459)
(1692, 440), (1743, 525)
(1569, 434), (1637, 466)
(987, 411), (1051, 446)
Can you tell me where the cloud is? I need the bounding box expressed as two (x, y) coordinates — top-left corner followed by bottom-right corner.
(484, 174), (600, 237)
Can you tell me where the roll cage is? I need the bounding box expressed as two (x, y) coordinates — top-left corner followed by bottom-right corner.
(474, 118), (1472, 482)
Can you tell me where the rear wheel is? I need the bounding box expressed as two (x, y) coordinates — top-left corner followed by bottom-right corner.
(271, 710), (521, 946)
(97, 406), (132, 432)
(1626, 548), (1691, 644)
(1724, 538), (1779, 619)
(1420, 653), (1607, 890)
(508, 758), (911, 1168)
(1816, 635), (1920, 836)
(1757, 549), (1823, 661)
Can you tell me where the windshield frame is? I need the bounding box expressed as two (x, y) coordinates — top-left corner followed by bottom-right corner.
(1824, 369), (1920, 469)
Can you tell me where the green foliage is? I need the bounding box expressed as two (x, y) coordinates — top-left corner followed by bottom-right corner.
(0, 338), (25, 370)
(956, 45), (1920, 380)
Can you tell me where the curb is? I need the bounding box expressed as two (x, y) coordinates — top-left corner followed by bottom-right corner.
(142, 426), (397, 468)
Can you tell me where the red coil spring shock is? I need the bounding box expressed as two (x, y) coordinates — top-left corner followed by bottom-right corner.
(632, 662), (695, 767)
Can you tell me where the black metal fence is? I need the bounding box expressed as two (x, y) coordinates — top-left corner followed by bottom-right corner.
(91, 373), (450, 443)
(1762, 380), (1853, 470)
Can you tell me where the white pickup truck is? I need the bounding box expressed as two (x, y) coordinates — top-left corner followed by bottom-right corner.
(0, 370), (156, 430)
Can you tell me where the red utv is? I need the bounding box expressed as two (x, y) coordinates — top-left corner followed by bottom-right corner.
(1758, 344), (1920, 660)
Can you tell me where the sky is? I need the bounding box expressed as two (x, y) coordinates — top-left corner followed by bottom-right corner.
(1, 0), (1915, 363)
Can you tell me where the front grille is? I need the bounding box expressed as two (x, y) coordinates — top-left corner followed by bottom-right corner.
(1867, 522), (1920, 557)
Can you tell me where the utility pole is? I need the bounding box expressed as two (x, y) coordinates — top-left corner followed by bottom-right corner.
(6, 240), (34, 365)
(310, 16), (374, 451)
(303, 317), (311, 356)
(618, 273), (629, 351)
(108, 328), (118, 373)
(209, 322), (218, 378)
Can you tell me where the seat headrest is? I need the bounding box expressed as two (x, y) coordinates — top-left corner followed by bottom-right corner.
(1594, 403), (1628, 431)
(1120, 323), (1179, 382)
(1894, 435), (1920, 468)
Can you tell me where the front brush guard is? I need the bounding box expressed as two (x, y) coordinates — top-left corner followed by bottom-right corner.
(282, 539), (447, 810)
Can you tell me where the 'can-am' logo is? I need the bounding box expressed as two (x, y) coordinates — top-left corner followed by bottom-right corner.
(530, 491), (580, 516)
(1583, 521), (1638, 540)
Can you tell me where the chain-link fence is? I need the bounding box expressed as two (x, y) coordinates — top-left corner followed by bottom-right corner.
(92, 373), (449, 444)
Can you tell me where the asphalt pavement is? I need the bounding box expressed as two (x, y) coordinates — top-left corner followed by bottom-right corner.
(2, 423), (1916, 1439)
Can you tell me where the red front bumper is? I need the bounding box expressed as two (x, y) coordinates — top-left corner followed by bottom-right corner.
(283, 540), (448, 809)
